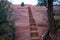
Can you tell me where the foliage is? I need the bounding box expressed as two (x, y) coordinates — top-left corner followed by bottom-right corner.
(0, 0), (12, 22)
(37, 0), (60, 6)
(55, 18), (60, 25)
(0, 22), (14, 32)
(37, 0), (47, 6)
(55, 18), (60, 29)
(0, 22), (15, 40)
(54, 10), (60, 16)
(21, 2), (25, 6)
(0, 0), (15, 40)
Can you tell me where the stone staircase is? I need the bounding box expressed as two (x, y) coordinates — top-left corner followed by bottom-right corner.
(28, 7), (40, 40)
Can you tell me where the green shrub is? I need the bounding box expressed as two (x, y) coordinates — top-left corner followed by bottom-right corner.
(21, 2), (25, 6)
(55, 18), (60, 29)
(0, 22), (15, 40)
(37, 0), (47, 6)
(55, 19), (60, 25)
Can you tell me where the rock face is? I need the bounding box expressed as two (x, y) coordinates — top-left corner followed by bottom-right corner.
(11, 5), (48, 40)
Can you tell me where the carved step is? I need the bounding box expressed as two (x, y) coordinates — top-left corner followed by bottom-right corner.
(29, 15), (33, 16)
(30, 21), (35, 23)
(29, 17), (33, 19)
(31, 32), (39, 37)
(30, 27), (37, 31)
(31, 31), (38, 33)
(30, 20), (35, 22)
(31, 37), (39, 39)
(30, 23), (36, 26)
(32, 39), (40, 40)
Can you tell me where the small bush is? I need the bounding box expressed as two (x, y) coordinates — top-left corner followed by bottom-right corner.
(55, 18), (60, 29)
(21, 2), (25, 6)
(0, 22), (15, 40)
(37, 0), (47, 6)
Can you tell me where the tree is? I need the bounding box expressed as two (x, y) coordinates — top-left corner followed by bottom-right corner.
(0, 1), (15, 40)
(37, 0), (60, 6)
(37, 0), (47, 6)
(57, 0), (60, 3)
(0, 0), (10, 33)
(0, 0), (8, 24)
(41, 0), (57, 40)
(45, 0), (56, 39)
(47, 0), (57, 40)
(21, 2), (25, 6)
(48, 0), (56, 33)
(37, 0), (56, 32)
